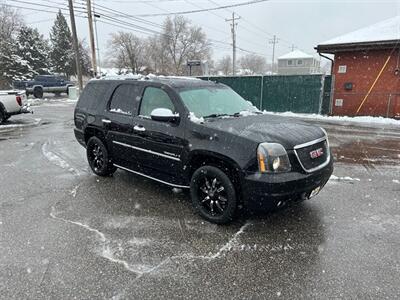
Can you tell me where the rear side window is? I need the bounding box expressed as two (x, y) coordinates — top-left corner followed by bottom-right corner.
(77, 81), (112, 111)
(109, 84), (141, 116)
(139, 87), (175, 117)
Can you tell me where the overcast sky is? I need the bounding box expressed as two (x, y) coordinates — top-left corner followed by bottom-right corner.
(15, 0), (400, 65)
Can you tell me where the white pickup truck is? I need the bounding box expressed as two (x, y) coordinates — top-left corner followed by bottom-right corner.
(0, 90), (31, 124)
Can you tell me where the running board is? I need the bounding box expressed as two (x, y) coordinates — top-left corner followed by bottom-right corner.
(113, 164), (190, 189)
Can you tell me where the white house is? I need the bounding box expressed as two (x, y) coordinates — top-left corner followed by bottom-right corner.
(277, 50), (321, 75)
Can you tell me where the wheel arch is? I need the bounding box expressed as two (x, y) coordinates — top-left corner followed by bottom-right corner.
(84, 126), (106, 145)
(186, 150), (244, 196)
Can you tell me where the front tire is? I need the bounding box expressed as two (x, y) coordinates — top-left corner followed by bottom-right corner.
(190, 165), (237, 224)
(86, 136), (116, 176)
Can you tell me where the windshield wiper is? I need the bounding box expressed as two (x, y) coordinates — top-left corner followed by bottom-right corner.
(203, 113), (229, 118)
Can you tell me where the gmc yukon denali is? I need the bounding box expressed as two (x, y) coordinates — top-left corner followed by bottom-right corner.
(74, 78), (333, 224)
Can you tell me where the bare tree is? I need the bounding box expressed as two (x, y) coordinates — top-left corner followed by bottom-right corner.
(143, 35), (169, 74)
(216, 55), (232, 75)
(161, 16), (211, 75)
(238, 54), (267, 75)
(0, 4), (22, 41)
(107, 32), (145, 74)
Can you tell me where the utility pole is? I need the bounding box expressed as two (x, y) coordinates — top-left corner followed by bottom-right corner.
(225, 12), (240, 76)
(291, 44), (296, 51)
(269, 35), (279, 73)
(86, 0), (97, 77)
(68, 0), (83, 92)
(93, 8), (101, 75)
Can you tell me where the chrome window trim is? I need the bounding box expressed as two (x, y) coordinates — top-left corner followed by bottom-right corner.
(113, 140), (181, 161)
(113, 164), (190, 189)
(293, 136), (330, 173)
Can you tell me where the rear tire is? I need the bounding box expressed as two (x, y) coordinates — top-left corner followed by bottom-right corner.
(0, 107), (5, 124)
(86, 136), (116, 176)
(190, 165), (237, 224)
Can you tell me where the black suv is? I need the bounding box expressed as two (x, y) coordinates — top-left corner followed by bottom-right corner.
(74, 78), (333, 224)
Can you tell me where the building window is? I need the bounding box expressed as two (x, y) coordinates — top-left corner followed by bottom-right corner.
(287, 60), (293, 66)
(335, 99), (344, 107)
(338, 65), (347, 73)
(297, 60), (303, 65)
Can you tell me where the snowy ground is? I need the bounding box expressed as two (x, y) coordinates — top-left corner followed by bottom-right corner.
(0, 98), (399, 299)
(263, 110), (400, 127)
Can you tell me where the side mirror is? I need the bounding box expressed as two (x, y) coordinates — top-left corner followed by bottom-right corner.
(150, 108), (179, 123)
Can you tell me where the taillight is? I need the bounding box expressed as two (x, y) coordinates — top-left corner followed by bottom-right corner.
(16, 96), (22, 106)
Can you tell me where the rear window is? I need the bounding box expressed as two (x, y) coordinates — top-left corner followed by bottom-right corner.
(77, 81), (114, 111)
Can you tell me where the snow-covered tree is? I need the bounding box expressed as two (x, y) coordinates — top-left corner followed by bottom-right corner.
(49, 10), (74, 77)
(16, 26), (50, 76)
(0, 4), (24, 86)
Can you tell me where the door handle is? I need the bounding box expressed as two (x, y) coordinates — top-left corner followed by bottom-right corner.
(133, 125), (146, 132)
(102, 119), (111, 124)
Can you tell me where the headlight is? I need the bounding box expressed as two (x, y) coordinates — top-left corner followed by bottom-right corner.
(257, 143), (291, 173)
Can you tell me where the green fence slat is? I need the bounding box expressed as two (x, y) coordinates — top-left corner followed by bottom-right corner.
(199, 76), (262, 108)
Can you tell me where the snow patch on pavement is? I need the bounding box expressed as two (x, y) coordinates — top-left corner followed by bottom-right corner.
(393, 179), (400, 184)
(41, 141), (81, 175)
(208, 222), (252, 259)
(50, 207), (167, 277)
(329, 175), (361, 183)
(0, 118), (41, 129)
(69, 185), (80, 198)
(177, 222), (253, 261)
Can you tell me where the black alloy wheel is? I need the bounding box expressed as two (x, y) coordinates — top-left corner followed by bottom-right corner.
(86, 136), (116, 176)
(190, 165), (237, 224)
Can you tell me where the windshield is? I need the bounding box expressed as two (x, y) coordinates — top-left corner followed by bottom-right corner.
(179, 86), (258, 118)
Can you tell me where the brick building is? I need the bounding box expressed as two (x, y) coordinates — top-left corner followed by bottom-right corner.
(316, 16), (400, 118)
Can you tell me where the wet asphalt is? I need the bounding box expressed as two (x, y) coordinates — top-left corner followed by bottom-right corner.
(0, 98), (399, 299)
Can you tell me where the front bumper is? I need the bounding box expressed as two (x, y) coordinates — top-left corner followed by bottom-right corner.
(242, 157), (333, 211)
(74, 128), (86, 147)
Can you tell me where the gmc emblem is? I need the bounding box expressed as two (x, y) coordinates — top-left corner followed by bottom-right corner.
(310, 148), (324, 159)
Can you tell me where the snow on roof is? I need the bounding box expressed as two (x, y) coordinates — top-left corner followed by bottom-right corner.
(278, 50), (314, 60)
(319, 16), (400, 46)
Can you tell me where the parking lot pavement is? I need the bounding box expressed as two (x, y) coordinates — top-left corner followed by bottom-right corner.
(0, 100), (399, 299)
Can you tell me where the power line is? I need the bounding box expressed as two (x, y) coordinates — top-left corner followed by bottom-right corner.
(207, 0), (301, 53)
(135, 0), (269, 17)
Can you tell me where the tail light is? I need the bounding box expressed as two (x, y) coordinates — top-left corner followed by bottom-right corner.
(16, 96), (22, 106)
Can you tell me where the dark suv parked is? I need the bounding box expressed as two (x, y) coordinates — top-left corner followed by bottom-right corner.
(74, 78), (333, 224)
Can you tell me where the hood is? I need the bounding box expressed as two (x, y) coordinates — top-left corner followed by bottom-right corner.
(202, 114), (325, 149)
